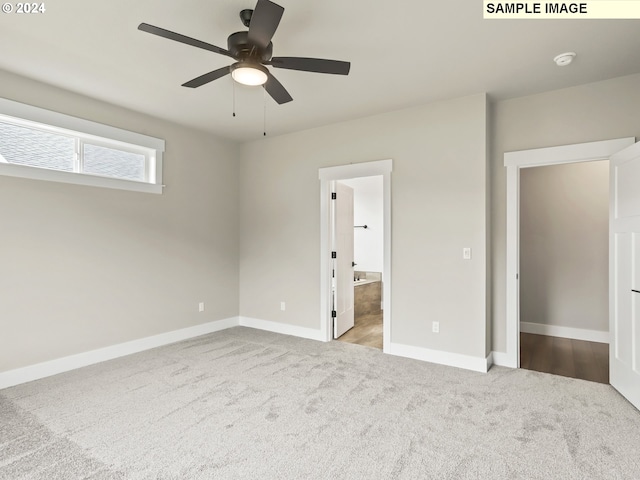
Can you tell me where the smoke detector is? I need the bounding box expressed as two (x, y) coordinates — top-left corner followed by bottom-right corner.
(554, 52), (576, 66)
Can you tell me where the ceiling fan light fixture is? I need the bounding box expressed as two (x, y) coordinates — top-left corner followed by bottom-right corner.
(231, 62), (268, 86)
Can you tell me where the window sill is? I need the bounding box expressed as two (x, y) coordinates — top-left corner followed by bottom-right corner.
(0, 162), (163, 194)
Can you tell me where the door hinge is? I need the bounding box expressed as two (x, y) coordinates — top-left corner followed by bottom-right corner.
(331, 251), (337, 258)
(331, 310), (337, 318)
(331, 192), (337, 200)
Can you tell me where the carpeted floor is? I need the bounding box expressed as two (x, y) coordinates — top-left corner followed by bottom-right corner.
(1, 327), (639, 479)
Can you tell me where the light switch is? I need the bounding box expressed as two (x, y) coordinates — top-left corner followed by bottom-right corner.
(463, 248), (472, 260)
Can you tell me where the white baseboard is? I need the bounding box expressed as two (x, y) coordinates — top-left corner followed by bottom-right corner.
(0, 317), (239, 390)
(491, 351), (515, 368)
(485, 352), (494, 370)
(238, 316), (326, 342)
(385, 341), (490, 373)
(1, 315), (500, 389)
(520, 322), (609, 344)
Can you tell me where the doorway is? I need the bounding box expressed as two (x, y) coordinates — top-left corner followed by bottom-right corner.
(318, 159), (392, 351)
(518, 161), (610, 383)
(335, 176), (384, 349)
(503, 138), (634, 369)
(505, 137), (640, 412)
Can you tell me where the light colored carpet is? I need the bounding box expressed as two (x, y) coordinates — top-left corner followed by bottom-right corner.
(1, 327), (639, 479)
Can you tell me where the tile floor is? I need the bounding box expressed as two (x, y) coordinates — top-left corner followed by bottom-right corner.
(336, 311), (382, 349)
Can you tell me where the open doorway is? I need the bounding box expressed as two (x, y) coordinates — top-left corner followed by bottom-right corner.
(318, 159), (392, 351)
(505, 138), (640, 411)
(518, 161), (609, 383)
(334, 176), (384, 349)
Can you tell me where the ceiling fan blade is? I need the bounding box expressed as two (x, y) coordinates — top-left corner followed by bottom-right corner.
(264, 72), (292, 104)
(138, 23), (234, 59)
(247, 0), (284, 50)
(269, 57), (351, 75)
(182, 66), (231, 88)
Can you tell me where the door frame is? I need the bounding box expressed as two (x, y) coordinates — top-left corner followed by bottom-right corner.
(319, 159), (392, 349)
(503, 137), (634, 368)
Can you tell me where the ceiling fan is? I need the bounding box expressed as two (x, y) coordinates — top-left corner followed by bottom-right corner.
(138, 0), (351, 105)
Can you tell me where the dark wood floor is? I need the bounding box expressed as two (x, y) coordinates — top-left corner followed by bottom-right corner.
(520, 333), (609, 384)
(336, 312), (382, 349)
(338, 326), (608, 382)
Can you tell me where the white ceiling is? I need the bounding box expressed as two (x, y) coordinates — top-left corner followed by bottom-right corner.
(1, 0), (639, 142)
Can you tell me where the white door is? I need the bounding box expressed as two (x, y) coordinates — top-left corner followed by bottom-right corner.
(610, 141), (640, 410)
(334, 182), (355, 338)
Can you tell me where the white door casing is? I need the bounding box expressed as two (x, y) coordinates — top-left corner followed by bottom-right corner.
(503, 138), (635, 368)
(318, 159), (392, 349)
(610, 141), (640, 410)
(333, 182), (355, 338)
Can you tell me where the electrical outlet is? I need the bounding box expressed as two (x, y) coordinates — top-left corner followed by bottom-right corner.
(280, 302), (286, 311)
(432, 321), (440, 333)
(463, 247), (472, 260)
(198, 302), (205, 312)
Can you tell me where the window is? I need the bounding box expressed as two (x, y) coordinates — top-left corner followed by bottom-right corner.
(82, 144), (146, 181)
(0, 121), (75, 171)
(0, 98), (164, 194)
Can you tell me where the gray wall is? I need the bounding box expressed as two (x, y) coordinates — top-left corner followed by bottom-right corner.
(491, 73), (640, 353)
(0, 70), (240, 372)
(520, 161), (609, 332)
(239, 94), (488, 359)
(7, 67), (639, 371)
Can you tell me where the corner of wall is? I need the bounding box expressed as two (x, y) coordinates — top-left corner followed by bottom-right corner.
(485, 94), (493, 357)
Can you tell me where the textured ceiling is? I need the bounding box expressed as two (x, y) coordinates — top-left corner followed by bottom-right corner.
(1, 0), (639, 141)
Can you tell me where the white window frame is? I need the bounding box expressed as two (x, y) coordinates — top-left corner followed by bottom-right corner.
(0, 97), (165, 194)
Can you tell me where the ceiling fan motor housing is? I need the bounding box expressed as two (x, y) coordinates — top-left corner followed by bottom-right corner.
(227, 31), (273, 62)
(240, 9), (253, 27)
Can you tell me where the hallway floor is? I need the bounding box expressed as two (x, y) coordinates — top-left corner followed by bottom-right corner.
(336, 312), (382, 349)
(520, 333), (609, 384)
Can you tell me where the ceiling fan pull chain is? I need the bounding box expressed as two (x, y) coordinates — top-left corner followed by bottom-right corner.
(263, 88), (267, 136)
(232, 78), (236, 117)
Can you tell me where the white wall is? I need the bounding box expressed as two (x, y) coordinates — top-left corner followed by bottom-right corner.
(339, 176), (383, 273)
(491, 72), (640, 353)
(520, 161), (609, 333)
(0, 70), (240, 373)
(239, 94), (488, 359)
